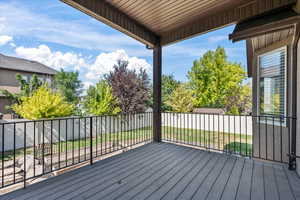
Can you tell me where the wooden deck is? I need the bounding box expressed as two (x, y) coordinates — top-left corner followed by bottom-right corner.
(1, 142), (300, 200)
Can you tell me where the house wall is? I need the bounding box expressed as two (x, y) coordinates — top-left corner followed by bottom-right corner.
(0, 68), (54, 87)
(251, 38), (293, 163)
(0, 68), (54, 114)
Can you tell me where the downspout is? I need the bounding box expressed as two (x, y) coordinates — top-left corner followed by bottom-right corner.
(289, 22), (300, 170)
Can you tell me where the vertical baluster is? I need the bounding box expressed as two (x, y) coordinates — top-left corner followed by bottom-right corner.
(78, 118), (80, 163)
(245, 116), (248, 157)
(51, 120), (53, 172)
(84, 118), (87, 160)
(234, 115), (236, 154)
(33, 121), (36, 177)
(42, 120), (45, 174)
(23, 122), (26, 188)
(265, 116), (268, 160)
(72, 118), (74, 165)
(280, 117), (283, 162)
(240, 115), (242, 156)
(2, 124), (4, 188)
(272, 116), (275, 161)
(65, 119), (68, 167)
(13, 123), (16, 184)
(90, 117), (93, 165)
(58, 119), (61, 168)
(258, 116), (261, 159)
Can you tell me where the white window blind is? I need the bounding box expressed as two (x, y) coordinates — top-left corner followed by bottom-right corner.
(258, 47), (286, 116)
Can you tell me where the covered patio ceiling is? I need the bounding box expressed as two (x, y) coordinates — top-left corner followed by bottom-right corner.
(61, 0), (297, 47)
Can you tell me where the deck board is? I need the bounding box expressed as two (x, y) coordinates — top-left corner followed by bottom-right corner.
(2, 142), (300, 200)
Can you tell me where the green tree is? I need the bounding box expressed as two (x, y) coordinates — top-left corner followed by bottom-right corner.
(224, 84), (252, 114)
(162, 74), (180, 111)
(188, 47), (247, 113)
(12, 85), (74, 120)
(54, 69), (82, 104)
(83, 80), (121, 115)
(166, 84), (195, 112)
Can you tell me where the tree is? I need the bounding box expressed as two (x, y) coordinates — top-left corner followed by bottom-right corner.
(105, 60), (150, 113)
(162, 74), (180, 111)
(12, 85), (74, 120)
(187, 47), (248, 113)
(54, 69), (82, 105)
(83, 80), (120, 115)
(224, 84), (252, 114)
(166, 84), (195, 112)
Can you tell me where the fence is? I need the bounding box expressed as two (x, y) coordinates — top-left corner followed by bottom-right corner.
(161, 112), (295, 164)
(0, 112), (153, 189)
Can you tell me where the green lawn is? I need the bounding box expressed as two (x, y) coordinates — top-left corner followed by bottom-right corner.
(162, 126), (253, 156)
(1, 126), (253, 161)
(1, 127), (153, 161)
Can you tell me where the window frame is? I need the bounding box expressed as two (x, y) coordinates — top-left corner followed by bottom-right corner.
(257, 46), (287, 126)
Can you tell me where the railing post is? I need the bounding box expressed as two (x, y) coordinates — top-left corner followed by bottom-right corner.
(153, 44), (162, 142)
(90, 117), (93, 165)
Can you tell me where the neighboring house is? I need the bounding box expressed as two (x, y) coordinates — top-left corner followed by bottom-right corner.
(230, 8), (300, 173)
(0, 53), (57, 119)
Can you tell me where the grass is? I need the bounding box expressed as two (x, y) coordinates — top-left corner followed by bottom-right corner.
(1, 126), (253, 161)
(1, 127), (153, 161)
(162, 126), (252, 156)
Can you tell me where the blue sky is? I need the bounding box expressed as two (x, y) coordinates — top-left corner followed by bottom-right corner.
(0, 0), (247, 89)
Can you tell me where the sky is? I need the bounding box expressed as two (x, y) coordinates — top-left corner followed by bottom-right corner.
(0, 0), (247, 90)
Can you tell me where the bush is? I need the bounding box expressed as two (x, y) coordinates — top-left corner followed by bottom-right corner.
(12, 85), (75, 119)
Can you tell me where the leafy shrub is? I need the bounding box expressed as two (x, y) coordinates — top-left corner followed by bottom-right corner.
(12, 85), (74, 119)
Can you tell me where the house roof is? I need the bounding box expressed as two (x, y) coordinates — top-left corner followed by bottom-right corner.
(0, 54), (57, 75)
(61, 0), (297, 47)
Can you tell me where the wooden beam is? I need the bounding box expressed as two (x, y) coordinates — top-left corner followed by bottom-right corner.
(161, 0), (296, 45)
(230, 8), (299, 42)
(61, 0), (159, 47)
(246, 39), (253, 77)
(153, 45), (162, 142)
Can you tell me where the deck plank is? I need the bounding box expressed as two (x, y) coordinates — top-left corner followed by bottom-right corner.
(175, 154), (221, 200)
(191, 155), (229, 200)
(220, 158), (245, 200)
(274, 165), (295, 200)
(1, 142), (300, 200)
(263, 163), (279, 200)
(235, 159), (253, 200)
(75, 144), (197, 200)
(205, 157), (237, 200)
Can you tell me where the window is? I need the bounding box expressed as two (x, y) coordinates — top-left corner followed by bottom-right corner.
(258, 47), (286, 117)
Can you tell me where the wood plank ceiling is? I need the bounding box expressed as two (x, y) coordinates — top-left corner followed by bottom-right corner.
(61, 0), (297, 47)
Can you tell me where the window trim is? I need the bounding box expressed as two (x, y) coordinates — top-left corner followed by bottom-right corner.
(257, 46), (287, 126)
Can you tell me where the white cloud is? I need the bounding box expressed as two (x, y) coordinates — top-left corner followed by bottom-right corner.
(0, 2), (148, 56)
(0, 35), (13, 46)
(15, 44), (88, 70)
(83, 81), (94, 90)
(207, 35), (228, 43)
(85, 49), (151, 80)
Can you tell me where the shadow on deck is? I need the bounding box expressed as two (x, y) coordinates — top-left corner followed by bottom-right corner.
(2, 142), (300, 200)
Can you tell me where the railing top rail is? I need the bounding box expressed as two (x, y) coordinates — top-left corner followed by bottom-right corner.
(0, 112), (153, 125)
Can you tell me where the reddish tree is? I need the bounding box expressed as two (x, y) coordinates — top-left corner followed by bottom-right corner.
(105, 60), (150, 113)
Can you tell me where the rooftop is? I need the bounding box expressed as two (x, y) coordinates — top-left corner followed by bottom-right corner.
(0, 54), (57, 76)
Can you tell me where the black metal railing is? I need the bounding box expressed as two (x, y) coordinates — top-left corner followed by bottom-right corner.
(162, 112), (296, 164)
(0, 112), (153, 189)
